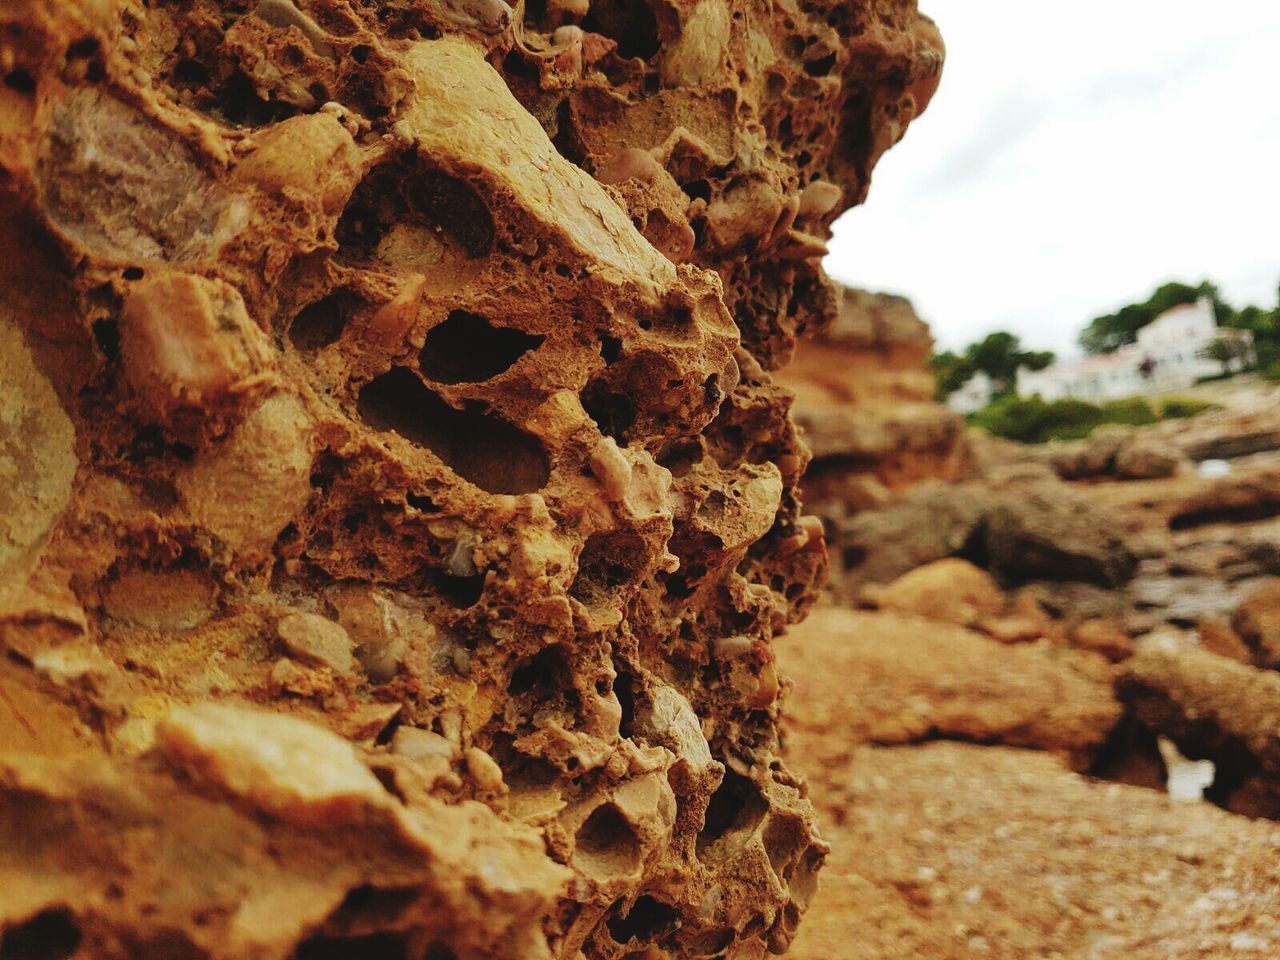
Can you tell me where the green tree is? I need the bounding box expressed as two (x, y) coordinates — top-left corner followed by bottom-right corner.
(1078, 280), (1229, 355)
(930, 334), (1055, 398)
(1201, 337), (1243, 375)
(928, 349), (974, 398)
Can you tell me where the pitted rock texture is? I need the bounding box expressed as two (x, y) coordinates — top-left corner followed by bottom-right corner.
(0, 1), (941, 958)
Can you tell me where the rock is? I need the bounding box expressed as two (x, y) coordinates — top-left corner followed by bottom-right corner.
(275, 611), (355, 674)
(120, 272), (273, 431)
(978, 591), (1055, 645)
(1119, 639), (1280, 816)
(155, 701), (391, 825)
(829, 476), (1139, 597)
(781, 740), (1280, 960)
(1198, 616), (1253, 664)
(780, 288), (969, 523)
(1046, 430), (1184, 481)
(1113, 439), (1184, 479)
(1232, 580), (1280, 668)
(863, 558), (1003, 627)
(826, 481), (991, 590)
(779, 607), (1122, 762)
(983, 484), (1139, 586)
(1071, 618), (1134, 662)
(0, 0), (944, 951)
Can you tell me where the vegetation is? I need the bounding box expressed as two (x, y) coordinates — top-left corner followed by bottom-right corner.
(1200, 336), (1249, 374)
(970, 394), (1218, 444)
(1159, 396), (1219, 419)
(1078, 281), (1230, 355)
(930, 332), (1055, 399)
(1078, 278), (1280, 368)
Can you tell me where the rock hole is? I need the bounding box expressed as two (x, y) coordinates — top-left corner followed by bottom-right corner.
(570, 531), (648, 605)
(330, 885), (419, 925)
(607, 895), (679, 943)
(575, 803), (641, 877)
(803, 52), (836, 77)
(599, 335), (623, 365)
(337, 155), (494, 264)
(508, 644), (576, 702)
(581, 380), (636, 443)
(0, 909), (82, 960)
(294, 932), (408, 960)
(581, 0), (659, 59)
(3, 70), (35, 94)
(697, 770), (768, 857)
(615, 668), (636, 737)
(681, 179), (711, 203)
(171, 58), (210, 85)
(358, 368), (549, 495)
(92, 317), (120, 361)
(419, 311), (544, 383)
(406, 491), (438, 512)
(424, 946), (457, 960)
(289, 290), (358, 350)
(429, 569), (486, 608)
(685, 927), (735, 956)
(67, 37), (100, 59)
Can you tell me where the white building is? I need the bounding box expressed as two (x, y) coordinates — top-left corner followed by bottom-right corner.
(947, 369), (996, 415)
(1016, 297), (1254, 404)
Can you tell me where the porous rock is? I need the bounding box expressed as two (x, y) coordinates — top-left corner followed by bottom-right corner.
(0, 0), (942, 956)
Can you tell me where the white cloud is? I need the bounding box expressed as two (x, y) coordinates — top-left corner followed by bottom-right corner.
(824, 0), (1280, 358)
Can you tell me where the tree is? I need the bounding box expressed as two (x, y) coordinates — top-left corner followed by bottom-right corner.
(1201, 337), (1242, 375)
(930, 333), (1055, 398)
(928, 349), (974, 399)
(1078, 280), (1229, 355)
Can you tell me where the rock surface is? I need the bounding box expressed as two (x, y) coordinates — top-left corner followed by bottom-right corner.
(779, 288), (969, 530)
(780, 607), (1122, 764)
(781, 740), (1280, 960)
(0, 0), (943, 956)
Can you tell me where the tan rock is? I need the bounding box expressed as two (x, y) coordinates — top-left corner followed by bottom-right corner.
(1199, 616), (1253, 664)
(121, 272), (272, 426)
(1072, 618), (1134, 662)
(275, 611), (354, 674)
(1232, 580), (1280, 667)
(0, 0), (944, 952)
(780, 607), (1122, 761)
(155, 701), (389, 824)
(864, 558), (1003, 627)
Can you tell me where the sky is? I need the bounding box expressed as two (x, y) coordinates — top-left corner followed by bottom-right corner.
(824, 0), (1280, 359)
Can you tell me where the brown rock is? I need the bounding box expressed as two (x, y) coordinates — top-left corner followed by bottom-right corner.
(1120, 639), (1280, 816)
(0, 0), (944, 951)
(1072, 618), (1135, 662)
(275, 611), (355, 674)
(779, 607), (1122, 762)
(1232, 579), (1280, 667)
(783, 741), (1280, 960)
(1199, 616), (1253, 664)
(978, 591), (1056, 644)
(863, 558), (1003, 626)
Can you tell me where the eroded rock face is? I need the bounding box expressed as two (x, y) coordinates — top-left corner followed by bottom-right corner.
(0, 0), (941, 957)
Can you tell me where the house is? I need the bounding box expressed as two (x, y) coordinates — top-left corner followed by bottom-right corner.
(946, 369), (996, 415)
(1016, 297), (1254, 403)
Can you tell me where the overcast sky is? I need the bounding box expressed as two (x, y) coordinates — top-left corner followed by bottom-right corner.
(824, 0), (1280, 359)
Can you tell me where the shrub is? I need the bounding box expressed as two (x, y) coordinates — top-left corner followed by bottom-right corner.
(1099, 397), (1159, 426)
(1160, 396), (1220, 418)
(970, 395), (1104, 444)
